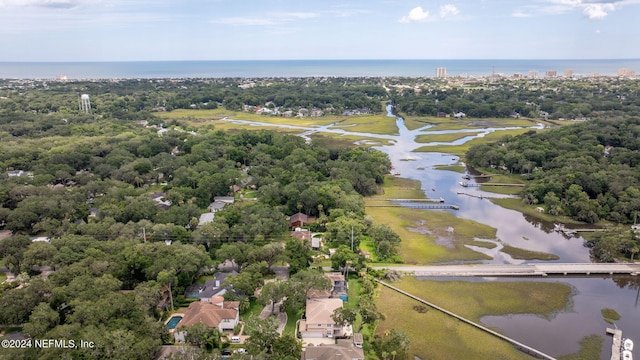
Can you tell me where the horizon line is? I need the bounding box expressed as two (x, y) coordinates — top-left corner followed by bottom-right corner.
(2, 58), (640, 63)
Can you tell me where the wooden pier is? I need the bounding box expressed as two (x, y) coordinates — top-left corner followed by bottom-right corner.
(367, 204), (459, 210)
(457, 191), (486, 199)
(606, 328), (622, 360)
(459, 182), (525, 188)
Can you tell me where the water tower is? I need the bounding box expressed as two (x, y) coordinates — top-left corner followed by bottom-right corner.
(79, 94), (91, 114)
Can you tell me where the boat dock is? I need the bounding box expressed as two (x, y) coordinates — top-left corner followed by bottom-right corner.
(457, 191), (486, 199)
(366, 204), (459, 210)
(459, 182), (525, 188)
(607, 328), (622, 360)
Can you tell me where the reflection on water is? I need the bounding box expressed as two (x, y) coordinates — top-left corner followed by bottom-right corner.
(224, 105), (638, 358)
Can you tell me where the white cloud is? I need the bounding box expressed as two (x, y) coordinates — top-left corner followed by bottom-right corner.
(542, 0), (638, 19)
(582, 3), (615, 18)
(399, 6), (430, 23)
(439, 4), (459, 18)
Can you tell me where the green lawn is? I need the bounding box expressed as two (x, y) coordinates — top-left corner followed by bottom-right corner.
(375, 277), (572, 360)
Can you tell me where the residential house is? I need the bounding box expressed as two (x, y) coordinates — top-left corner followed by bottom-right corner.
(7, 170), (31, 177)
(199, 198), (234, 226)
(184, 271), (237, 302)
(174, 299), (240, 342)
(306, 272), (348, 300)
(214, 196), (235, 205)
(291, 229), (322, 250)
(300, 298), (346, 339)
(198, 212), (215, 226)
(302, 338), (365, 360)
(289, 213), (316, 230)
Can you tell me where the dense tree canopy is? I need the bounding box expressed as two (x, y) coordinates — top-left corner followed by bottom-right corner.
(466, 117), (640, 224)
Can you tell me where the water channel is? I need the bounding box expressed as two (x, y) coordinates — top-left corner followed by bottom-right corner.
(223, 106), (640, 359)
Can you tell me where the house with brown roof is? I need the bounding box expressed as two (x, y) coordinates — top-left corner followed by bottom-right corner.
(174, 298), (239, 342)
(289, 212), (316, 229)
(302, 338), (364, 360)
(299, 298), (346, 340)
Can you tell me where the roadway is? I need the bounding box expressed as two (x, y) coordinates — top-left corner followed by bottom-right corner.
(374, 263), (640, 277)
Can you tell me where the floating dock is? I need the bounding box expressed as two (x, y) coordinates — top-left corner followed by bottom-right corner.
(606, 328), (622, 360)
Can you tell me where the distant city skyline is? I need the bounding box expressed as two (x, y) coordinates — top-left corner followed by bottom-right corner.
(1, 0), (639, 62)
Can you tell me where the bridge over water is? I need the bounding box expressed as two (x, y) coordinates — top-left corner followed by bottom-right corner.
(374, 263), (640, 277)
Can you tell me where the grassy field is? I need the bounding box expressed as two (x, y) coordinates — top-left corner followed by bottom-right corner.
(375, 277), (573, 360)
(415, 131), (483, 143)
(413, 128), (533, 155)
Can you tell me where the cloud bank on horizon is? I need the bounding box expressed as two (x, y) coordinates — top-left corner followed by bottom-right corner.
(0, 0), (638, 61)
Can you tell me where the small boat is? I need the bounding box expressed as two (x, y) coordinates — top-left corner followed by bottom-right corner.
(624, 338), (634, 351)
(393, 171), (401, 176)
(463, 174), (471, 180)
(553, 223), (565, 232)
(623, 350), (633, 360)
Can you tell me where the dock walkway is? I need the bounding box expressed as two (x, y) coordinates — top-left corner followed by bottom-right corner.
(606, 328), (622, 360)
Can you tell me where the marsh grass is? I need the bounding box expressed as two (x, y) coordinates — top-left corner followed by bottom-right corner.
(375, 277), (572, 359)
(403, 115), (538, 131)
(413, 128), (532, 155)
(433, 164), (466, 173)
(415, 131), (483, 143)
(557, 334), (603, 360)
(600, 308), (621, 324)
(365, 205), (496, 264)
(501, 245), (560, 260)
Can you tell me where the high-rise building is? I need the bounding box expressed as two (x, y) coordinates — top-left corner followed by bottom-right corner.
(436, 67), (447, 78)
(528, 70), (538, 79)
(79, 94), (91, 114)
(545, 70), (557, 78)
(618, 68), (637, 77)
(564, 69), (574, 78)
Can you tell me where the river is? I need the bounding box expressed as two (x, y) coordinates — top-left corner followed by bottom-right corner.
(221, 107), (640, 359)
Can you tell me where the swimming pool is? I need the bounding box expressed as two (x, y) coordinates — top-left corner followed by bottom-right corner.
(165, 316), (183, 330)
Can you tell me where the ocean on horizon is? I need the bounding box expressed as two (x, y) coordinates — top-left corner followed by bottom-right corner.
(1, 59), (639, 79)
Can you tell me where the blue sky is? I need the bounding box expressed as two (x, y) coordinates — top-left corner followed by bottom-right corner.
(0, 0), (639, 61)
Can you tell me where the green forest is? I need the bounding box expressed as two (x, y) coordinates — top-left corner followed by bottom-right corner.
(0, 78), (413, 360)
(391, 78), (640, 119)
(466, 117), (640, 224)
